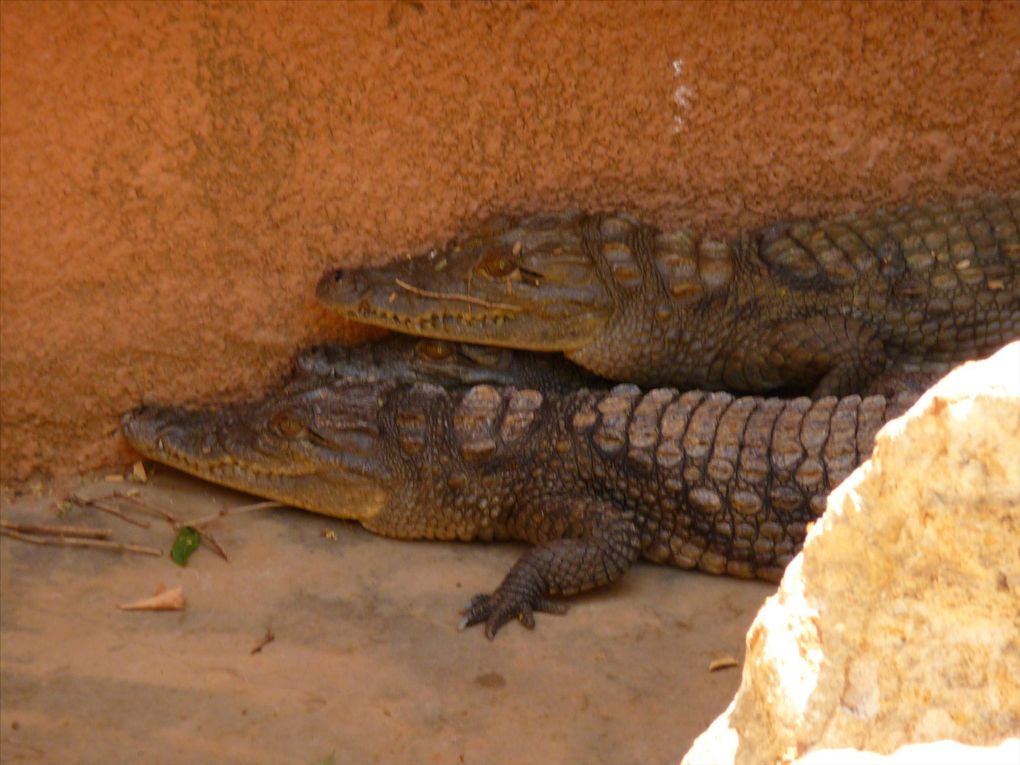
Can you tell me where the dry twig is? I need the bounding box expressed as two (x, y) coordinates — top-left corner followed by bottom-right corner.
(250, 627), (275, 655)
(200, 530), (231, 562)
(0, 528), (161, 556)
(66, 494), (151, 528)
(111, 491), (180, 524)
(188, 500), (285, 529)
(0, 520), (112, 540)
(54, 490), (284, 565)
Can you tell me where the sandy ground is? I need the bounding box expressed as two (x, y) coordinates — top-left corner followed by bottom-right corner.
(0, 468), (773, 765)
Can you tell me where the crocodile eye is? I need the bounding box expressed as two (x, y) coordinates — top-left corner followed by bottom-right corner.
(270, 411), (306, 438)
(464, 346), (502, 368)
(477, 250), (518, 279)
(418, 340), (454, 361)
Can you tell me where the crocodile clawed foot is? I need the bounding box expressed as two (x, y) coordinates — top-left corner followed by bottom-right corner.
(458, 590), (567, 640)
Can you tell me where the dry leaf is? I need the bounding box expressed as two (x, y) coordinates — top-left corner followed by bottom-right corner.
(321, 529), (337, 541)
(708, 656), (739, 672)
(118, 585), (185, 611)
(132, 462), (148, 482)
(104, 474), (124, 483)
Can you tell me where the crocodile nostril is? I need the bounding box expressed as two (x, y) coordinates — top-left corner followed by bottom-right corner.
(317, 267), (369, 303)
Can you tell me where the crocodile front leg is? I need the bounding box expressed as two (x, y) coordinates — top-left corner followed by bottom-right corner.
(460, 497), (642, 639)
(723, 315), (888, 396)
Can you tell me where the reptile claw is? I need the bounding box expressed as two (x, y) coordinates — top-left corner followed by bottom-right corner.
(458, 590), (568, 639)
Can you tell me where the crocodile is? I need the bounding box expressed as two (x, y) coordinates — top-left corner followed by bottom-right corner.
(316, 194), (1020, 396)
(289, 336), (602, 392)
(122, 380), (916, 638)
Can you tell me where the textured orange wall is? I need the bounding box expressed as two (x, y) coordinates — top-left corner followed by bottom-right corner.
(2, 1), (1019, 481)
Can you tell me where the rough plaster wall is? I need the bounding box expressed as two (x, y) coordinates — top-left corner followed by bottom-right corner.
(1, 1), (1019, 481)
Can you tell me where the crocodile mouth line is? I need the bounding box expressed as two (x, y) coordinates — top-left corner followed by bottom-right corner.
(351, 301), (518, 333)
(393, 278), (523, 312)
(147, 437), (315, 480)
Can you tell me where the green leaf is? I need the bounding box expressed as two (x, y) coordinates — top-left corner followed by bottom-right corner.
(170, 526), (201, 566)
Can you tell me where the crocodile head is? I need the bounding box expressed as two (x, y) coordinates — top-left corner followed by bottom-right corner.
(290, 336), (599, 392)
(122, 381), (400, 521)
(316, 211), (617, 353)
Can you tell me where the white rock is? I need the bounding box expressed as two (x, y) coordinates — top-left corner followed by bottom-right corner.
(794, 738), (1019, 765)
(682, 343), (1020, 765)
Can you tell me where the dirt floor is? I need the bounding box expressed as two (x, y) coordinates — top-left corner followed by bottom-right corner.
(0, 468), (773, 765)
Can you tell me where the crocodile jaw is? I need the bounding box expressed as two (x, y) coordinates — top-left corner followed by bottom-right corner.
(315, 256), (613, 352)
(122, 403), (391, 522)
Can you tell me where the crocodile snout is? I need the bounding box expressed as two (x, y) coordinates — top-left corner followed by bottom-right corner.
(122, 407), (200, 458)
(121, 406), (157, 446)
(316, 267), (371, 305)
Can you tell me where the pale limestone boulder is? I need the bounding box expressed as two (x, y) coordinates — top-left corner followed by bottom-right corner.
(794, 738), (1019, 765)
(682, 342), (1020, 765)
